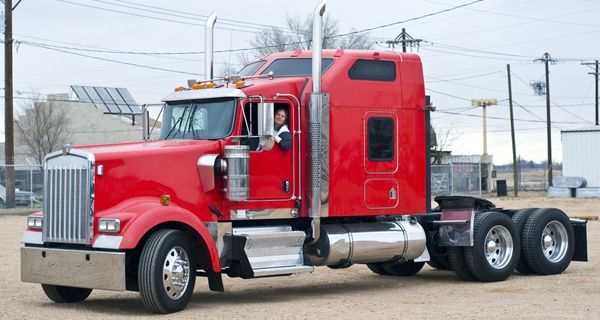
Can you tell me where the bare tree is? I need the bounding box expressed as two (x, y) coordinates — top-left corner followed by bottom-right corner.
(250, 14), (373, 57)
(15, 94), (72, 165)
(431, 124), (462, 164)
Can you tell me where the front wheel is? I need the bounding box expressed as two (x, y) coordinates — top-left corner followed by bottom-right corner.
(138, 229), (196, 314)
(41, 284), (92, 303)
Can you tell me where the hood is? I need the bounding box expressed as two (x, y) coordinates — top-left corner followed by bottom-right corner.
(78, 139), (222, 217)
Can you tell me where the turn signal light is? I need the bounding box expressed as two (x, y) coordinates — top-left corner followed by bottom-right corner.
(160, 194), (171, 206)
(27, 216), (43, 230)
(98, 219), (121, 233)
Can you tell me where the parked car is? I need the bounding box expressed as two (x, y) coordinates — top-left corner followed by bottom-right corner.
(0, 184), (37, 206)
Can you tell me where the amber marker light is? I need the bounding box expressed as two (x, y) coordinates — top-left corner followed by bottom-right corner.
(235, 81), (246, 88)
(174, 86), (184, 92)
(160, 194), (171, 206)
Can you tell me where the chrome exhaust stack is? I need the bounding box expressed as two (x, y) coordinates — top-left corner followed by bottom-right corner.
(307, 221), (427, 266)
(307, 0), (329, 243)
(205, 13), (217, 80)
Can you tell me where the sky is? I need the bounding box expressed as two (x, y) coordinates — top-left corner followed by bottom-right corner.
(3, 0), (600, 164)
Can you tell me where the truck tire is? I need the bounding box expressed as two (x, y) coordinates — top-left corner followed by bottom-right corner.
(522, 208), (575, 275)
(512, 208), (538, 274)
(426, 232), (450, 270)
(381, 261), (425, 276)
(366, 263), (389, 275)
(138, 229), (196, 314)
(464, 211), (520, 282)
(41, 284), (92, 303)
(447, 247), (475, 281)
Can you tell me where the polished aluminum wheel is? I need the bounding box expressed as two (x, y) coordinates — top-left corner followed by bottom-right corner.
(484, 225), (514, 269)
(162, 246), (190, 300)
(541, 221), (569, 263)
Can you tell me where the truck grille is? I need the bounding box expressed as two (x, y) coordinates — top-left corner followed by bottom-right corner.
(42, 151), (94, 245)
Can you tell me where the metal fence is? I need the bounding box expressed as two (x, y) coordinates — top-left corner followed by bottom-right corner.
(431, 164), (482, 196)
(0, 164), (44, 208)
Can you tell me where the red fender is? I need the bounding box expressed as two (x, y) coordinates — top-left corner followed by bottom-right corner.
(98, 198), (221, 272)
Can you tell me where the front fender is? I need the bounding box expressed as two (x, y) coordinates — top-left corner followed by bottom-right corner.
(97, 198), (221, 272)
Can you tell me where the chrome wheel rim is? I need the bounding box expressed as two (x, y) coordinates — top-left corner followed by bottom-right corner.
(541, 221), (568, 263)
(162, 246), (190, 300)
(484, 225), (514, 269)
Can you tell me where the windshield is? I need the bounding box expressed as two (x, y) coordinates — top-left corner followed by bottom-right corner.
(238, 60), (266, 76)
(160, 98), (236, 140)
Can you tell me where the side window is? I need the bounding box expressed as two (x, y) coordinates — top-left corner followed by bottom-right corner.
(349, 59), (396, 81)
(367, 117), (394, 162)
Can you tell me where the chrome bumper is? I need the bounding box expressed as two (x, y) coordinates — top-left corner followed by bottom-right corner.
(21, 246), (126, 291)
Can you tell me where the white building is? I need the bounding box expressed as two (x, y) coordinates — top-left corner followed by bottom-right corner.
(562, 126), (600, 187)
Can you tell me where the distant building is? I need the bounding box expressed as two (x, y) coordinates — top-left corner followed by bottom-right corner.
(562, 126), (600, 187)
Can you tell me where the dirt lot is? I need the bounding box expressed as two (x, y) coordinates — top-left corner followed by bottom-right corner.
(2, 193), (599, 319)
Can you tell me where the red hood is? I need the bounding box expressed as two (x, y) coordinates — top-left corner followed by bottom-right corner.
(81, 139), (222, 220)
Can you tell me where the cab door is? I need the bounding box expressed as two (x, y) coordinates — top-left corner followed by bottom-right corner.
(363, 112), (399, 209)
(243, 102), (294, 200)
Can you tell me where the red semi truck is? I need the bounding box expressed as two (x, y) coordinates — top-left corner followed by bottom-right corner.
(21, 1), (587, 314)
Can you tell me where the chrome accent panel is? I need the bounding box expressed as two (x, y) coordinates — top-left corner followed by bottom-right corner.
(21, 247), (126, 291)
(204, 12), (217, 80)
(308, 93), (330, 221)
(198, 154), (219, 192)
(224, 145), (250, 201)
(230, 208), (296, 220)
(307, 221), (427, 266)
(205, 222), (233, 267)
(21, 231), (43, 245)
(93, 235), (123, 249)
(43, 149), (95, 245)
(97, 165), (104, 176)
(414, 246), (431, 263)
(233, 226), (310, 276)
(438, 208), (475, 247)
(162, 88), (246, 102)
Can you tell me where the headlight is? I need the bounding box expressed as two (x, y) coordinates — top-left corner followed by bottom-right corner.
(98, 219), (120, 233)
(27, 216), (43, 230)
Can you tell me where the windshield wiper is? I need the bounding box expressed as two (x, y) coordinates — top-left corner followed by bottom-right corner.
(164, 116), (183, 140)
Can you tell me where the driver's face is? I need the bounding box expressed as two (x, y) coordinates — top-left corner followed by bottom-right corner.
(275, 110), (286, 126)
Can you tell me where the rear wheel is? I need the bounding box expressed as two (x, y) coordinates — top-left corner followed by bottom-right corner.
(464, 211), (520, 282)
(512, 208), (538, 274)
(447, 247), (475, 281)
(138, 229), (196, 314)
(381, 261), (425, 276)
(41, 284), (92, 303)
(367, 263), (389, 275)
(522, 208), (574, 275)
(426, 232), (450, 270)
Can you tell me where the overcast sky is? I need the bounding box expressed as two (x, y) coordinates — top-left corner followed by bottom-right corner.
(3, 0), (600, 164)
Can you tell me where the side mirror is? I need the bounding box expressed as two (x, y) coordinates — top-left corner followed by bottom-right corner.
(257, 102), (275, 150)
(257, 102), (274, 137)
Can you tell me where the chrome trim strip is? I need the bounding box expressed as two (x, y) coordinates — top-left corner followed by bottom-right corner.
(93, 235), (123, 249)
(205, 222), (232, 267)
(21, 247), (126, 291)
(21, 231), (43, 245)
(230, 208), (297, 220)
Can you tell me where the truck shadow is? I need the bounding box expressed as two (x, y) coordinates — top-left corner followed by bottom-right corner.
(35, 270), (463, 315)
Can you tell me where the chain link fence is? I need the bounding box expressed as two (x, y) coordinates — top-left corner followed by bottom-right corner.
(0, 164), (43, 208)
(431, 164), (482, 196)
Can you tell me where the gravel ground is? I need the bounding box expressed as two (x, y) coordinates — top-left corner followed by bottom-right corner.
(2, 195), (599, 319)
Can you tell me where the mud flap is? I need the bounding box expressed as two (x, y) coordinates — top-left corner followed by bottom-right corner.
(571, 219), (588, 262)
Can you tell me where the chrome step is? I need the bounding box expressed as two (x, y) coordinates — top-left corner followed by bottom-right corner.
(232, 226), (312, 277)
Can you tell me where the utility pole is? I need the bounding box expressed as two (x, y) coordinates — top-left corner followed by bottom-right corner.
(582, 60), (599, 126)
(4, 0), (15, 208)
(535, 53), (557, 187)
(507, 64), (518, 196)
(471, 98), (497, 193)
(385, 28), (422, 53)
